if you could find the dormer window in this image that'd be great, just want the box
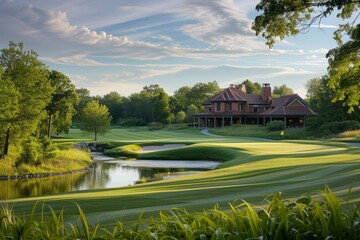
[238,103,243,112]
[216,103,221,111]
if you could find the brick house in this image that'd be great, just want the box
[194,83,316,128]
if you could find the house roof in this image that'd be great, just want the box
[199,86,316,117]
[209,86,266,104]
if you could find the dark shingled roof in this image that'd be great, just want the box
[199,86,316,117]
[210,86,265,104]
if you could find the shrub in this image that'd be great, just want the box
[266,120,285,131]
[319,120,360,136]
[118,118,146,127]
[18,137,41,165]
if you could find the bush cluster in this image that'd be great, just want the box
[118,118,146,127]
[319,120,360,136]
[266,120,285,131]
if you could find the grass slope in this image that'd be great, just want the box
[2,128,360,227]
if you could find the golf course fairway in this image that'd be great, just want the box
[1,128,360,227]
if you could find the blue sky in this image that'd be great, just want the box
[0,0,342,97]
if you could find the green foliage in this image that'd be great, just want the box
[99,91,124,124]
[327,24,360,113]
[20,138,41,165]
[305,76,360,132]
[253,1,360,112]
[0,188,359,239]
[175,111,186,123]
[272,84,294,96]
[118,118,146,127]
[0,41,53,158]
[235,79,262,94]
[319,120,360,136]
[45,70,78,137]
[185,104,198,123]
[80,100,112,140]
[266,120,285,131]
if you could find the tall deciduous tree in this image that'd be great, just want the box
[306,76,360,130]
[45,70,78,137]
[99,91,124,124]
[272,84,294,96]
[235,79,262,94]
[80,100,112,140]
[252,0,360,112]
[0,42,52,158]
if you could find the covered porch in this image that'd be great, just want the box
[194,115,307,128]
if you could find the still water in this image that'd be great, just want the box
[0,156,218,200]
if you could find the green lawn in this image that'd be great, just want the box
[2,127,360,227]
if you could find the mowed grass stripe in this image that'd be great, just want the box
[4,128,360,225]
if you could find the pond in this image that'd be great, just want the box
[0,153,219,200]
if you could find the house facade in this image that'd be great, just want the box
[194,83,316,128]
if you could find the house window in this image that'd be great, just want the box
[253,107,258,113]
[216,103,221,111]
[238,104,243,112]
[227,103,232,111]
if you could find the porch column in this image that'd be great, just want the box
[303,116,306,128]
[193,117,195,128]
[284,117,287,128]
[198,117,201,128]
[214,117,216,128]
[205,117,208,128]
[231,116,233,126]
[222,117,224,127]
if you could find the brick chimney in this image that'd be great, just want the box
[261,83,271,102]
[230,84,235,88]
[241,84,246,93]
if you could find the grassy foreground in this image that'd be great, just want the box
[1,187,359,239]
[1,128,360,230]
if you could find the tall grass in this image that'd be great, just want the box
[1,187,359,239]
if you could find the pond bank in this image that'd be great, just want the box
[0,163,96,181]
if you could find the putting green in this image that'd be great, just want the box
[2,128,360,226]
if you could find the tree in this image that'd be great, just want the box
[0,42,52,158]
[272,84,294,97]
[99,92,124,124]
[80,100,112,140]
[306,75,360,130]
[305,77,321,99]
[152,91,171,124]
[235,79,262,94]
[170,86,192,113]
[252,0,360,112]
[187,81,221,110]
[0,70,19,158]
[74,88,92,122]
[45,70,78,138]
[175,111,186,123]
[327,24,360,113]
[185,104,198,123]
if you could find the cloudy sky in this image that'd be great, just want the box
[1,0,340,97]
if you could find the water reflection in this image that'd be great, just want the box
[0,161,204,200]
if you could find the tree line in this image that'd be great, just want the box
[1,41,358,162]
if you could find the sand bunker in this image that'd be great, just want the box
[138,144,186,152]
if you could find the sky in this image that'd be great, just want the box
[0,0,342,98]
